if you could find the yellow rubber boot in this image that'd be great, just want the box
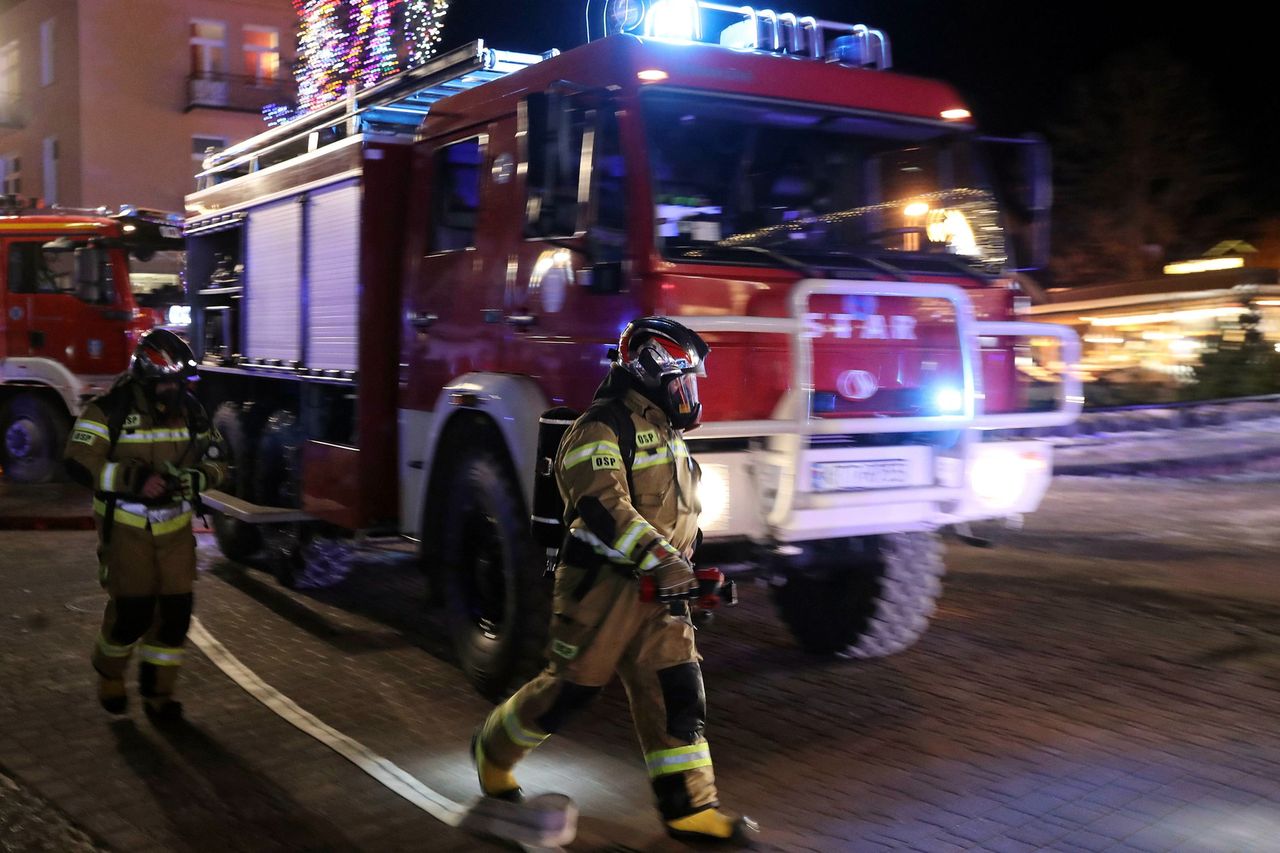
[97,677,127,715]
[665,807,759,843]
[471,733,522,802]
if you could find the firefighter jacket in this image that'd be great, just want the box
[65,381,227,532]
[556,386,701,573]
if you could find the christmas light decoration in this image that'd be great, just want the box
[269,0,449,123]
[406,0,450,66]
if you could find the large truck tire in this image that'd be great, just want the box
[772,532,945,658]
[437,450,549,701]
[209,402,263,563]
[252,410,308,587]
[0,392,70,484]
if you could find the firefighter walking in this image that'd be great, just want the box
[472,317,757,843]
[65,329,226,721]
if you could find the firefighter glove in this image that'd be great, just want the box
[651,552,697,601]
[163,462,206,502]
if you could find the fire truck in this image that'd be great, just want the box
[0,199,184,482]
[185,2,1081,698]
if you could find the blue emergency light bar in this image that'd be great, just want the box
[592,0,891,68]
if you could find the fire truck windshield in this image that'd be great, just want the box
[643,91,1008,276]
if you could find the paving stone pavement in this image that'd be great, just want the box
[1,476,1279,851]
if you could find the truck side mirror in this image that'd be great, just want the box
[981,133,1053,273]
[74,246,104,287]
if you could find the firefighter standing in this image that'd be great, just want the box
[65,329,226,721]
[472,317,757,843]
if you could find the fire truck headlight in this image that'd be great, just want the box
[933,386,965,414]
[167,305,192,326]
[970,445,1049,512]
[697,463,731,532]
[647,0,700,41]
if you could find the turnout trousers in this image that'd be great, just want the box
[479,561,718,819]
[90,510,197,702]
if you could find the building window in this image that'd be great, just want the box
[190,20,226,78]
[192,135,226,162]
[0,155,19,195]
[40,19,54,87]
[42,137,57,205]
[242,27,279,83]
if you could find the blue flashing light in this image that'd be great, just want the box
[646,0,701,41]
[933,387,965,415]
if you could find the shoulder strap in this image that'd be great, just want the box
[100,387,133,462]
[581,398,636,496]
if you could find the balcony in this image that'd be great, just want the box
[185,73,292,114]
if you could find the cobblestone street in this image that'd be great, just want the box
[2,476,1279,852]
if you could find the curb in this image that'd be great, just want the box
[1055,448,1280,478]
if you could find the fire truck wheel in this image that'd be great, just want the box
[209,403,262,563]
[0,393,70,484]
[437,451,548,701]
[772,532,945,657]
[254,411,306,586]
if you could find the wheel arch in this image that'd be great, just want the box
[405,372,548,544]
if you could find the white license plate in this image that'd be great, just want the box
[812,459,912,492]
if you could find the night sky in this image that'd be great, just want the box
[437,1,1278,216]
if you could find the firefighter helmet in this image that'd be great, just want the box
[130,328,197,384]
[617,317,710,430]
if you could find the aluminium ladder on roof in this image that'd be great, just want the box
[195,40,551,189]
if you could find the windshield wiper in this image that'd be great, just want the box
[671,244,817,277]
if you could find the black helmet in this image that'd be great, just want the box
[130,328,197,384]
[616,317,710,430]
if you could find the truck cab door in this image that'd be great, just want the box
[502,94,636,410]
[401,129,506,411]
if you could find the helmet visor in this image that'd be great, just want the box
[667,371,700,419]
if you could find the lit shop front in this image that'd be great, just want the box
[1027,267,1280,388]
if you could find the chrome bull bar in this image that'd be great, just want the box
[681,279,1082,439]
[680,279,1082,537]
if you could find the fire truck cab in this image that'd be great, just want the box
[0,199,180,482]
[186,3,1080,697]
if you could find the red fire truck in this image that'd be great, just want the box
[0,199,184,482]
[186,3,1080,697]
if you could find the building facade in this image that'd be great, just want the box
[0,0,296,213]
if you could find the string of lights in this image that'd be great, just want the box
[268,0,450,124]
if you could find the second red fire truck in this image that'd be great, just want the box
[185,2,1081,697]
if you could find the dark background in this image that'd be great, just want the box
[437,1,1278,214]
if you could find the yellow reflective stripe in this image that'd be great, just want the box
[500,703,549,750]
[645,744,712,778]
[563,440,622,469]
[151,513,192,536]
[639,550,661,572]
[75,420,110,440]
[140,645,184,666]
[96,634,136,658]
[117,428,191,444]
[99,462,119,491]
[569,529,632,565]
[613,518,653,559]
[91,499,191,535]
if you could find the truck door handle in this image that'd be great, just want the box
[506,314,536,329]
[409,312,438,330]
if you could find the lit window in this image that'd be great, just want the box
[0,41,18,101]
[190,20,226,78]
[0,155,20,195]
[243,27,279,83]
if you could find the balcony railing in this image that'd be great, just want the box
[185,73,292,114]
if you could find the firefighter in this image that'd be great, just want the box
[65,329,226,721]
[472,317,757,843]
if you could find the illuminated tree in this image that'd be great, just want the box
[406,0,450,66]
